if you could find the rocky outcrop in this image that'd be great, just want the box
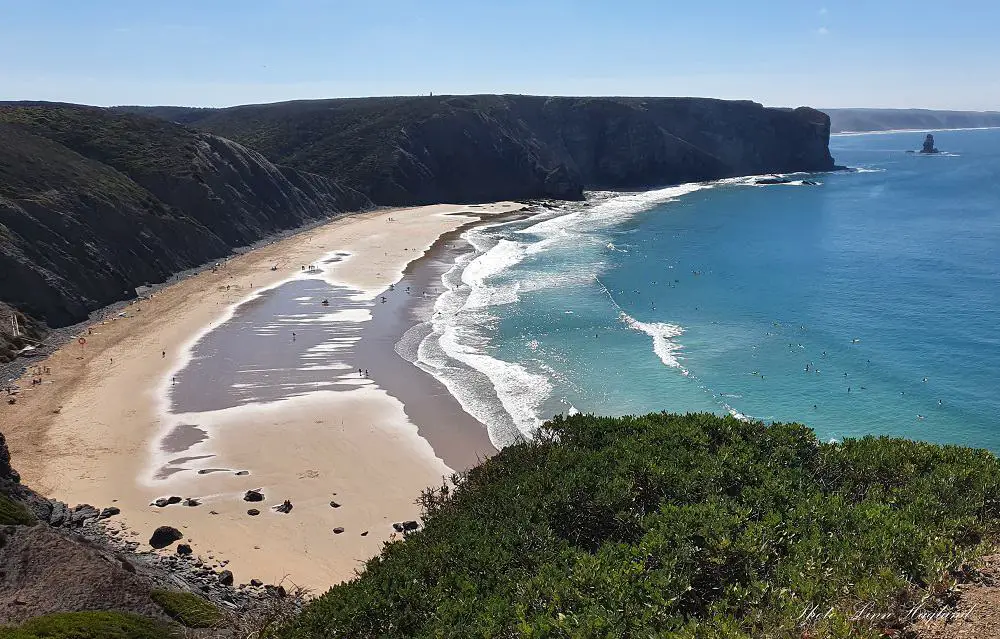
[0,104,371,363]
[127,95,837,206]
[920,134,939,154]
[0,431,18,483]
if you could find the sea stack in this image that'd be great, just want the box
[920,133,939,154]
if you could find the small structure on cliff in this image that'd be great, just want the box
[919,133,939,154]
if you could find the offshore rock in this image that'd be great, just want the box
[920,133,940,154]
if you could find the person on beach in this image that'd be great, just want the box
[358,368,363,377]
[364,369,369,378]
[162,351,166,358]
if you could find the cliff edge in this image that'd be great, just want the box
[125,95,836,206]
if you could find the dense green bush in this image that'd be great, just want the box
[0,611,177,639]
[150,589,223,628]
[283,412,1000,638]
[0,494,36,526]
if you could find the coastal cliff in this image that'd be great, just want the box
[3,97,835,363]
[124,95,836,206]
[0,104,370,362]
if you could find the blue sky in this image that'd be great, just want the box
[2,0,998,109]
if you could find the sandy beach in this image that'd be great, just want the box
[3,201,523,590]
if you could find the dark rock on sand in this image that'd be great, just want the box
[392,523,404,533]
[176,543,192,556]
[148,526,184,549]
[250,578,263,587]
[218,570,234,586]
[183,498,201,507]
[99,506,120,519]
[235,470,250,476]
[360,531,368,536]
[244,489,264,502]
[166,496,182,505]
[247,509,260,516]
[153,498,170,508]
[402,520,419,532]
[333,527,344,534]
[329,501,340,508]
[274,499,293,514]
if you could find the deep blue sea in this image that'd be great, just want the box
[413,129,1000,451]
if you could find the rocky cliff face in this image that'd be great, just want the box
[2,97,837,363]
[128,95,836,206]
[0,105,370,362]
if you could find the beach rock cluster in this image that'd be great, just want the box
[0,431,304,626]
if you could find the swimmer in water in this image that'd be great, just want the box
[917,414,926,420]
[938,399,943,406]
[922,377,928,383]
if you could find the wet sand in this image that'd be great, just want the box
[2,202,524,590]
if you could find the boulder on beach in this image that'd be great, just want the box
[243,489,264,502]
[99,506,120,519]
[176,543,193,555]
[218,569,234,586]
[402,520,419,532]
[274,499,293,514]
[247,508,260,516]
[333,527,345,534]
[149,525,184,549]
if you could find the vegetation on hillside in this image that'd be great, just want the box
[149,590,223,628]
[0,611,177,639]
[0,105,203,177]
[0,493,36,526]
[283,412,1000,638]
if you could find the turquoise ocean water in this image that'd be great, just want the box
[412,129,1000,451]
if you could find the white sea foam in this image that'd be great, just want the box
[618,312,688,374]
[412,176,788,448]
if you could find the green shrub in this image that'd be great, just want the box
[283,412,1000,638]
[150,589,223,628]
[0,611,177,639]
[0,494,35,526]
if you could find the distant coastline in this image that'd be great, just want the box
[833,125,1000,136]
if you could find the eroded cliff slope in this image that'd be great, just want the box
[0,104,370,362]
